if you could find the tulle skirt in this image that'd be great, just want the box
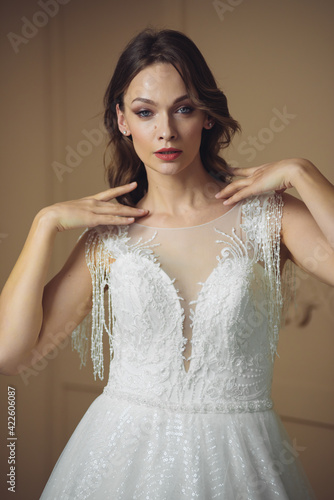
[40,392,315,499]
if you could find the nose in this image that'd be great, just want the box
[157,113,177,141]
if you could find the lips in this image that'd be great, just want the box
[154,148,182,161]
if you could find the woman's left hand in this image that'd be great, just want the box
[215,158,300,205]
[215,157,334,286]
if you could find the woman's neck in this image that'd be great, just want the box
[136,164,228,226]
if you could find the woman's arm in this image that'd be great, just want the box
[216,158,334,285]
[0,183,148,375]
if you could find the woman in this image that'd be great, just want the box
[1,28,332,499]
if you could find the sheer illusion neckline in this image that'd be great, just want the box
[132,202,240,230]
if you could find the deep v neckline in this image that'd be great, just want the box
[120,225,228,375]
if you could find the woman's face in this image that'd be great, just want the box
[116,63,212,178]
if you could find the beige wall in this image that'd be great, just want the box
[0,0,333,499]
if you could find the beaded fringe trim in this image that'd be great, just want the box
[71,229,113,380]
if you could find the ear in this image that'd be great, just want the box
[116,103,130,136]
[203,116,214,130]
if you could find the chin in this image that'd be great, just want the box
[144,161,184,176]
[159,164,183,175]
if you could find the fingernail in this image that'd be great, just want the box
[138,209,147,213]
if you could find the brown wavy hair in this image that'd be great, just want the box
[103,28,240,206]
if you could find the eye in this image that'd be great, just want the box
[135,109,152,118]
[177,106,194,114]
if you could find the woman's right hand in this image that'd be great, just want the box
[38,182,148,232]
[0,182,149,374]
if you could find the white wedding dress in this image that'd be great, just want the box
[40,193,315,499]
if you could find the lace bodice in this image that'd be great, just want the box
[72,194,288,414]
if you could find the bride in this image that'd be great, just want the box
[1,28,332,499]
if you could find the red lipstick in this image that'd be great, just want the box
[154,148,182,161]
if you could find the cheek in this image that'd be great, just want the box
[130,128,153,159]
[183,122,204,142]
[130,126,151,148]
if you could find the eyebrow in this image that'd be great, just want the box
[131,94,190,105]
